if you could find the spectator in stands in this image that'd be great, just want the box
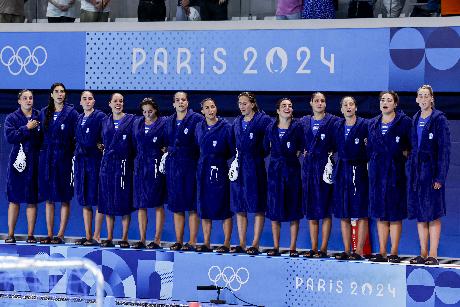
[302,0,335,19]
[379,0,406,17]
[411,0,439,16]
[138,0,166,22]
[81,0,110,22]
[276,0,302,20]
[0,0,26,23]
[407,85,450,266]
[46,0,78,23]
[176,0,200,21]
[200,0,228,21]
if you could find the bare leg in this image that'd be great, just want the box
[271,221,281,249]
[377,219,390,256]
[290,220,299,251]
[251,212,265,249]
[138,209,148,243]
[188,211,199,246]
[236,212,247,248]
[93,209,103,242]
[26,204,37,237]
[356,218,368,256]
[173,212,185,244]
[121,214,131,242]
[106,215,114,241]
[428,219,441,258]
[153,207,165,244]
[202,219,212,248]
[56,201,70,239]
[7,202,20,237]
[417,222,429,258]
[309,219,319,251]
[83,207,93,240]
[389,220,402,255]
[222,217,232,248]
[320,217,332,252]
[45,202,55,238]
[340,218,352,253]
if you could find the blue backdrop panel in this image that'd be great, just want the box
[0,33,85,89]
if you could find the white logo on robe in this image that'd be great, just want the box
[86,127,90,134]
[184,128,189,135]
[320,133,325,140]
[429,133,433,140]
[61,124,65,130]
[37,126,40,131]
[123,134,127,140]
[249,132,253,139]
[355,138,359,144]
[287,142,291,148]
[396,136,400,143]
[213,140,217,147]
[13,143,26,172]
[153,137,157,143]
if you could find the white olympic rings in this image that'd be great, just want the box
[0,45,48,76]
[208,265,249,292]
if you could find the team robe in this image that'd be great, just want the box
[301,113,339,220]
[98,114,136,216]
[165,110,203,213]
[195,118,234,220]
[133,116,166,209]
[74,110,105,207]
[368,111,411,221]
[4,108,41,204]
[230,112,272,213]
[332,117,369,219]
[38,104,79,202]
[264,119,304,222]
[406,109,450,222]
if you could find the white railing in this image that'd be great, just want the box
[0,256,104,307]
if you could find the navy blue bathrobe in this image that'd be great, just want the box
[196,118,234,220]
[264,119,304,222]
[230,112,272,213]
[165,110,203,213]
[98,114,136,216]
[74,110,105,208]
[368,111,411,221]
[4,108,41,204]
[406,109,450,222]
[133,116,167,209]
[38,104,79,202]
[332,117,369,219]
[301,113,339,220]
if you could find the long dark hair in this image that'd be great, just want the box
[379,90,399,108]
[275,97,293,125]
[45,82,66,130]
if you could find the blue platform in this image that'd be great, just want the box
[0,243,459,307]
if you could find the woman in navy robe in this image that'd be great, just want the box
[332,96,369,260]
[132,98,166,249]
[230,92,272,255]
[195,98,233,253]
[165,91,203,251]
[301,92,339,258]
[407,85,450,265]
[4,90,41,244]
[99,93,136,248]
[264,98,304,257]
[368,91,411,263]
[38,83,79,244]
[74,91,105,246]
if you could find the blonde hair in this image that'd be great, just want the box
[417,84,435,107]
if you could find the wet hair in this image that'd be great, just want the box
[45,82,66,130]
[311,92,326,102]
[81,90,94,98]
[238,92,259,113]
[110,92,123,101]
[417,84,435,107]
[275,97,293,125]
[379,91,399,106]
[340,96,357,108]
[200,97,216,108]
[174,91,188,101]
[17,89,32,100]
[140,97,161,117]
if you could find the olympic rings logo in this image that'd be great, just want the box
[208,266,249,291]
[0,45,47,76]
